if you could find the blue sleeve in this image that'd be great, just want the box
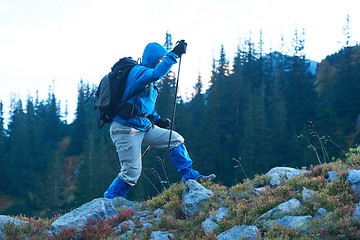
[152,111,160,122]
[123,52,178,100]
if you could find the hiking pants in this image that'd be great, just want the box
[110,121,200,186]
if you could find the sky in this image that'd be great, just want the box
[0,0,359,124]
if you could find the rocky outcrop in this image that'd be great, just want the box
[49,198,119,238]
[217,225,261,240]
[347,169,360,198]
[265,215,312,232]
[182,179,213,216]
[266,167,309,186]
[149,231,175,239]
[0,215,29,239]
[4,165,360,239]
[258,198,302,222]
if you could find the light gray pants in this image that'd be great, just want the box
[110,121,184,186]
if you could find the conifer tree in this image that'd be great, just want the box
[0,101,4,190]
[75,84,119,205]
[189,72,205,129]
[6,98,27,197]
[67,80,89,156]
[201,46,234,183]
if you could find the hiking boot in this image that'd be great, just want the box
[197,174,216,183]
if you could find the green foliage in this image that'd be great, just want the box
[346,147,360,166]
[144,182,185,211]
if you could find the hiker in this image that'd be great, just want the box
[104,40,215,198]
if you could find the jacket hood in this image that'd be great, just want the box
[141,42,168,68]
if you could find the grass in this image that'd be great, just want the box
[3,146,360,239]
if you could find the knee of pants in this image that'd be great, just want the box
[119,165,142,186]
[169,132,185,149]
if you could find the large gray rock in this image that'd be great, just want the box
[347,169,360,198]
[49,198,118,238]
[266,167,309,186]
[0,215,28,239]
[217,225,261,240]
[182,180,213,216]
[258,198,302,222]
[265,215,312,232]
[149,231,175,239]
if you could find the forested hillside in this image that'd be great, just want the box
[0,33,359,218]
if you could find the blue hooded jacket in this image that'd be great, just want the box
[113,43,178,131]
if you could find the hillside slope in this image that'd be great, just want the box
[1,147,360,239]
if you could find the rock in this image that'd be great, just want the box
[202,218,218,234]
[217,225,261,240]
[120,230,134,239]
[153,208,165,221]
[0,215,28,239]
[347,169,360,198]
[149,231,175,240]
[133,210,150,224]
[258,198,302,222]
[327,171,338,182]
[49,198,118,238]
[182,180,213,216]
[134,210,150,218]
[142,222,153,230]
[254,187,266,196]
[265,215,312,232]
[114,219,135,232]
[210,207,229,222]
[315,208,328,219]
[266,167,309,186]
[353,202,360,221]
[302,187,316,204]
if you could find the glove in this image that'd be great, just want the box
[171,40,187,57]
[155,118,171,129]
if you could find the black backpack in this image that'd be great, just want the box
[90,57,139,129]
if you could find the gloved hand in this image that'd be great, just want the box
[155,118,171,129]
[171,40,187,57]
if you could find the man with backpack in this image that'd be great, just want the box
[103,40,215,198]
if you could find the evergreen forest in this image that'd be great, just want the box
[0,31,359,218]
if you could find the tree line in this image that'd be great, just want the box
[0,32,359,217]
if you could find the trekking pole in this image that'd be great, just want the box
[141,145,151,159]
[168,56,182,149]
[142,56,182,160]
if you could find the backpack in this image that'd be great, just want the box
[92,57,139,129]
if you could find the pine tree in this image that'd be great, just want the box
[189,72,205,129]
[201,45,234,184]
[75,84,119,205]
[316,45,360,148]
[67,80,90,156]
[0,101,5,190]
[6,98,27,197]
